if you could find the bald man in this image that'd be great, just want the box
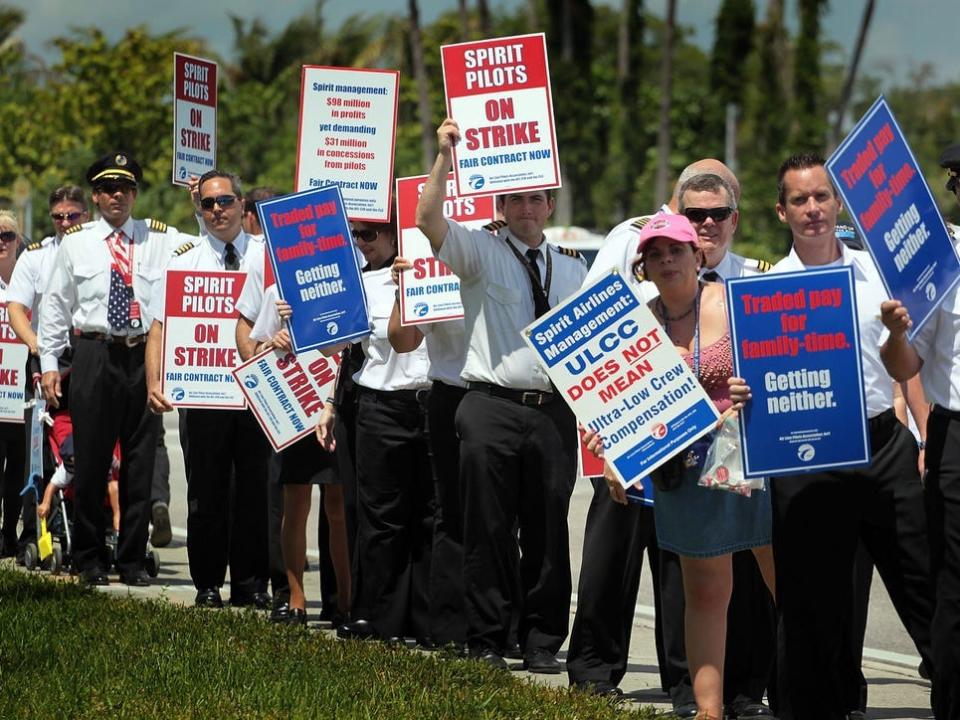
[568,160,777,719]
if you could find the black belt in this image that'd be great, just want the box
[357,386,430,405]
[932,404,960,420]
[76,331,146,347]
[467,381,554,407]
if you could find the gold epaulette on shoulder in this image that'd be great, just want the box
[26,241,43,251]
[148,219,168,233]
[751,259,772,273]
[630,215,652,230]
[555,245,583,259]
[483,219,507,233]
[174,242,196,256]
[64,223,84,236]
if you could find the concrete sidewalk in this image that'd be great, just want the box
[14,525,932,720]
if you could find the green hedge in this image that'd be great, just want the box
[0,568,658,719]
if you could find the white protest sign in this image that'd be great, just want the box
[442,33,560,197]
[523,271,719,487]
[295,66,399,223]
[395,172,495,325]
[0,304,26,423]
[172,53,217,185]
[232,348,340,451]
[161,270,246,409]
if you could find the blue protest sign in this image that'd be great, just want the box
[727,267,870,478]
[827,96,960,339]
[523,270,719,487]
[257,186,369,353]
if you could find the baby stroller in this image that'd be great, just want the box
[25,401,159,577]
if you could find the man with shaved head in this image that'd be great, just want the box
[568,160,777,719]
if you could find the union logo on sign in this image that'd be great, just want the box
[651,423,667,439]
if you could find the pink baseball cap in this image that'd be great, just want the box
[637,212,699,254]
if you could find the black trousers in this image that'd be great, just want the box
[0,422,25,550]
[772,410,933,720]
[925,407,960,720]
[567,480,662,686]
[458,390,577,655]
[353,388,433,638]
[567,479,776,708]
[266,451,287,599]
[70,338,158,575]
[151,418,170,507]
[179,408,270,593]
[426,380,469,645]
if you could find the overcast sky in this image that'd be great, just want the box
[6,0,957,87]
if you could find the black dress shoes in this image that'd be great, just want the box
[469,646,508,670]
[195,588,224,608]
[522,648,562,674]
[281,608,307,626]
[230,591,272,610]
[667,702,700,719]
[504,641,523,659]
[119,570,150,587]
[270,599,291,623]
[573,680,624,698]
[81,568,110,586]
[337,619,378,640]
[730,702,777,718]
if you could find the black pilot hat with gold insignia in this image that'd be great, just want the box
[939,143,960,194]
[85,151,142,188]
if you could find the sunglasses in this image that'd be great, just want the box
[51,211,84,222]
[683,207,734,224]
[200,195,238,211]
[352,229,379,243]
[0,231,18,244]
[95,181,136,195]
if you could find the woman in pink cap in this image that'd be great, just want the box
[586,211,775,720]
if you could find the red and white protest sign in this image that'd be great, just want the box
[0,304,26,423]
[295,66,400,223]
[442,33,560,197]
[395,173,495,326]
[232,348,340,451]
[161,270,246,409]
[172,52,217,186]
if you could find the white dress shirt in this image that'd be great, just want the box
[38,217,184,373]
[438,219,588,391]
[353,266,430,392]
[908,226,960,410]
[149,230,260,321]
[236,241,267,322]
[7,235,59,331]
[420,319,468,388]
[771,240,892,418]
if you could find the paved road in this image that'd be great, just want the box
[21,411,932,718]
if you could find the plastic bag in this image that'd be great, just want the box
[698,415,765,496]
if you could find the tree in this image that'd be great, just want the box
[707,0,755,158]
[792,0,828,150]
[653,0,676,207]
[408,0,435,173]
[829,0,875,151]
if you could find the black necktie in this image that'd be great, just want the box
[524,248,550,318]
[224,243,239,270]
[702,270,721,283]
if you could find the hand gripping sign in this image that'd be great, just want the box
[295,66,400,223]
[726,267,871,478]
[172,52,217,185]
[827,95,960,339]
[161,270,246,409]
[442,33,560,197]
[523,270,719,488]
[0,304,27,423]
[232,348,340,452]
[395,173,495,325]
[258,186,369,353]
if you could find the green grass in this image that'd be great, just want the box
[0,567,658,719]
